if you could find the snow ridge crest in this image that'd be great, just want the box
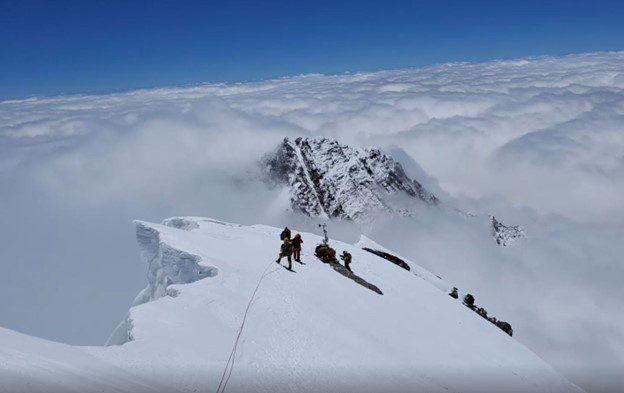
[132,220,218,306]
[106,219,218,345]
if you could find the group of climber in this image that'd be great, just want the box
[275,226,352,272]
[449,287,513,337]
[275,227,303,270]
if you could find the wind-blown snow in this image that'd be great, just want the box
[90,217,580,393]
[1,51,623,392]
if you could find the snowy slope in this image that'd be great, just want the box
[89,217,579,393]
[0,326,167,393]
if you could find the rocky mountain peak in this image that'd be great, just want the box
[491,215,525,246]
[263,136,438,221]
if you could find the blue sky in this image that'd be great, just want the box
[1,0,623,99]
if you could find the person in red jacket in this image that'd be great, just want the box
[291,233,303,263]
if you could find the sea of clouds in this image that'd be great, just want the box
[1,51,623,392]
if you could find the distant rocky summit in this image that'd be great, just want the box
[263,136,438,222]
[263,136,524,246]
[491,215,525,246]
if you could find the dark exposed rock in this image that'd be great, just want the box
[361,247,411,271]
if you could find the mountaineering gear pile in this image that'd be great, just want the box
[340,251,352,272]
[292,234,303,262]
[280,227,291,241]
[315,243,336,263]
[276,237,293,269]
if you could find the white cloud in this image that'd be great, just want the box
[1,51,623,392]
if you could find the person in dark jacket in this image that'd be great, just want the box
[340,251,352,271]
[495,321,513,336]
[291,233,303,262]
[280,227,291,241]
[463,294,476,310]
[276,237,293,269]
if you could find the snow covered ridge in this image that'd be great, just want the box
[94,217,581,393]
[263,136,439,221]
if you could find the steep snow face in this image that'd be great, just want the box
[107,218,220,345]
[132,218,219,306]
[264,137,438,221]
[0,326,167,393]
[92,217,580,393]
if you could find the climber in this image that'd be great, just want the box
[495,320,513,337]
[340,251,352,271]
[276,237,293,269]
[291,233,303,263]
[280,227,291,241]
[449,287,458,299]
[463,294,476,310]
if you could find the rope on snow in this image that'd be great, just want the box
[215,259,280,393]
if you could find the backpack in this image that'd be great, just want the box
[281,243,292,254]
